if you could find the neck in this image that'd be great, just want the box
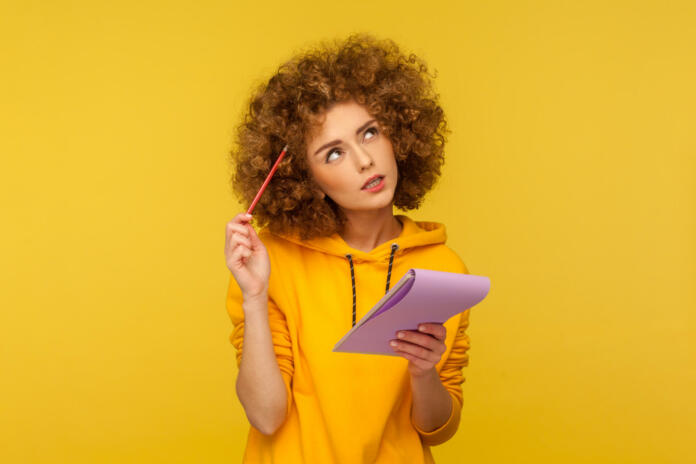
[338,205,403,253]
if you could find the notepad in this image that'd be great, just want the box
[333,268,490,355]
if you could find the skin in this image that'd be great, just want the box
[225,100,453,434]
[304,99,402,254]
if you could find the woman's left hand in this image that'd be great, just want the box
[390,323,447,378]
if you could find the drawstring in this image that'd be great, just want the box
[345,243,400,327]
[345,254,357,328]
[385,243,399,294]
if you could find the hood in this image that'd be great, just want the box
[273,214,447,263]
[269,214,448,328]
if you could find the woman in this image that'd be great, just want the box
[224,34,472,463]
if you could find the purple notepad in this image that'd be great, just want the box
[333,268,491,355]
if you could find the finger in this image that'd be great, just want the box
[417,323,447,341]
[234,212,253,224]
[390,339,440,363]
[228,213,253,233]
[227,223,250,237]
[232,232,252,249]
[395,350,432,370]
[395,330,444,354]
[245,222,263,248]
[226,221,250,249]
[226,229,243,250]
[231,243,252,263]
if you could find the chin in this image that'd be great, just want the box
[344,196,396,212]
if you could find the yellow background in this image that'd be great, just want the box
[1,0,694,462]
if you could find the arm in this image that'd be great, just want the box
[408,257,472,444]
[235,291,289,435]
[410,368,454,433]
[391,310,471,445]
[225,214,294,436]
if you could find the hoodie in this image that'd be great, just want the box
[226,214,472,463]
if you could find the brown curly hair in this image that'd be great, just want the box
[228,33,449,240]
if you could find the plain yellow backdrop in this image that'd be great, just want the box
[1,0,694,463]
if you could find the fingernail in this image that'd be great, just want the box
[418,325,426,332]
[397,332,404,338]
[245,213,252,218]
[390,341,397,347]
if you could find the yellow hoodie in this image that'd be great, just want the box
[226,214,472,463]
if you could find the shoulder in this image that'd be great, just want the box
[256,228,305,303]
[257,227,282,250]
[440,245,469,274]
[412,242,469,274]
[439,244,469,274]
[397,215,470,274]
[257,228,303,263]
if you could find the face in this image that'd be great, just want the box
[305,100,398,214]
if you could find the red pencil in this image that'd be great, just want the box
[246,144,289,216]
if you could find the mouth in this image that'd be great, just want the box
[361,175,384,190]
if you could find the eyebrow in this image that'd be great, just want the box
[313,119,377,156]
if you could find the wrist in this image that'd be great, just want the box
[409,367,439,383]
[242,290,268,314]
[242,288,268,303]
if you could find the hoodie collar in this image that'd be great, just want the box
[273,214,447,262]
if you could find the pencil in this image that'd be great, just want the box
[246,144,289,216]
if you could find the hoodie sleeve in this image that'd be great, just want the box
[412,300,472,446]
[226,274,294,418]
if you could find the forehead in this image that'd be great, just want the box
[306,100,373,143]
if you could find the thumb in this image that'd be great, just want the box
[246,222,263,248]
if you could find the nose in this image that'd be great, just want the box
[351,144,374,171]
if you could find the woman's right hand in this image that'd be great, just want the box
[225,213,270,299]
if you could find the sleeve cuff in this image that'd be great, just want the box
[281,371,293,417]
[412,393,462,446]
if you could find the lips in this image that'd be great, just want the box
[362,175,384,189]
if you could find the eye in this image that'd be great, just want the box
[364,126,379,141]
[325,148,342,163]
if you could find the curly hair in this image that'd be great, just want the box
[228,33,449,240]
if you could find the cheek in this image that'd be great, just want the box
[312,168,349,193]
[381,140,397,165]
[324,176,353,193]
[387,149,398,176]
